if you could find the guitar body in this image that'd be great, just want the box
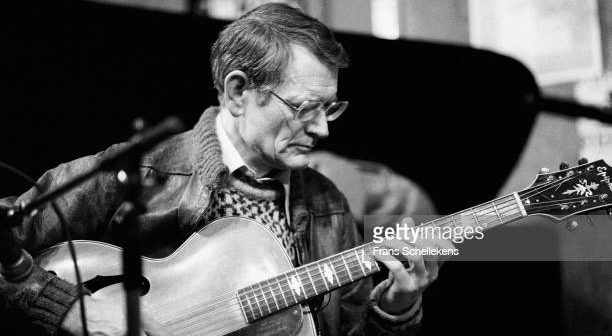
[36,217,316,336]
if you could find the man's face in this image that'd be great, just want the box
[238,44,338,172]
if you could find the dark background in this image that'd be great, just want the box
[2,1,561,335]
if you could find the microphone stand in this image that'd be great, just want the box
[115,153,145,336]
[0,116,184,336]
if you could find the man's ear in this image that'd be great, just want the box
[224,70,249,116]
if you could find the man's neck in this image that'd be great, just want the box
[218,108,273,178]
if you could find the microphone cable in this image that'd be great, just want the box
[0,161,89,336]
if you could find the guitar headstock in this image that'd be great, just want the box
[519,159,612,220]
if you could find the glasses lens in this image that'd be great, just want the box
[325,101,348,121]
[296,101,323,121]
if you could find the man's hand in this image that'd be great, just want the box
[61,295,170,336]
[372,218,455,315]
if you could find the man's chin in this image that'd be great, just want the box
[281,154,310,170]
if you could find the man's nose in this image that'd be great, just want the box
[305,111,329,139]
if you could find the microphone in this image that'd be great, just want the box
[0,205,34,283]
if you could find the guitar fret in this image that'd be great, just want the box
[450,215,458,228]
[295,270,307,299]
[266,279,280,310]
[470,208,480,226]
[492,201,503,224]
[340,253,354,282]
[236,292,250,323]
[246,289,259,319]
[354,250,367,276]
[257,282,271,313]
[245,292,259,319]
[275,276,289,308]
[250,285,264,316]
[372,247,381,272]
[305,266,318,296]
[238,289,255,322]
[360,247,375,273]
[310,264,326,293]
[348,252,364,278]
[316,262,330,291]
[299,270,312,298]
[329,258,342,286]
[284,273,298,303]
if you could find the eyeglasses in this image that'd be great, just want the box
[269,91,349,122]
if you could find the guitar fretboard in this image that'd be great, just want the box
[237,193,526,323]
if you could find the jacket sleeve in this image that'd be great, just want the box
[308,150,436,221]
[0,150,123,335]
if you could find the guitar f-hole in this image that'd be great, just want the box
[82,274,150,295]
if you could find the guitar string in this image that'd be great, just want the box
[157,248,371,325]
[510,174,605,216]
[154,199,526,326]
[165,306,246,336]
[164,201,524,333]
[157,195,529,327]
[519,203,601,212]
[231,200,527,319]
[164,178,604,328]
[153,291,237,324]
[520,195,601,208]
[166,308,243,334]
[163,203,525,324]
[161,224,518,334]
[518,173,581,200]
[498,173,603,216]
[159,211,528,331]
[165,258,369,333]
[425,198,519,229]
[158,243,381,326]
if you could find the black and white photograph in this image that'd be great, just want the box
[2,0,612,335]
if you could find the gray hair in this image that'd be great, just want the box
[210,3,349,97]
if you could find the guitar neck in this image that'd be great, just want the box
[237,193,527,323]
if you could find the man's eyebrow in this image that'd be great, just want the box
[288,92,337,103]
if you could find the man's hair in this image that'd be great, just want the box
[210,3,349,96]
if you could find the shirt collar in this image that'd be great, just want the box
[216,112,252,175]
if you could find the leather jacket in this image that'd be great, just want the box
[0,107,420,335]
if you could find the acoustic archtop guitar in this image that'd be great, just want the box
[36,160,612,335]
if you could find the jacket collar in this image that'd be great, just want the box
[190,106,229,188]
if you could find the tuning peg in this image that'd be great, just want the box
[566,220,579,231]
[578,158,589,165]
[559,162,570,170]
[539,167,550,174]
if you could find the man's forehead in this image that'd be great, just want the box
[281,75,337,99]
[275,44,339,98]
[284,75,337,88]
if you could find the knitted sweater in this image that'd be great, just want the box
[204,168,302,266]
